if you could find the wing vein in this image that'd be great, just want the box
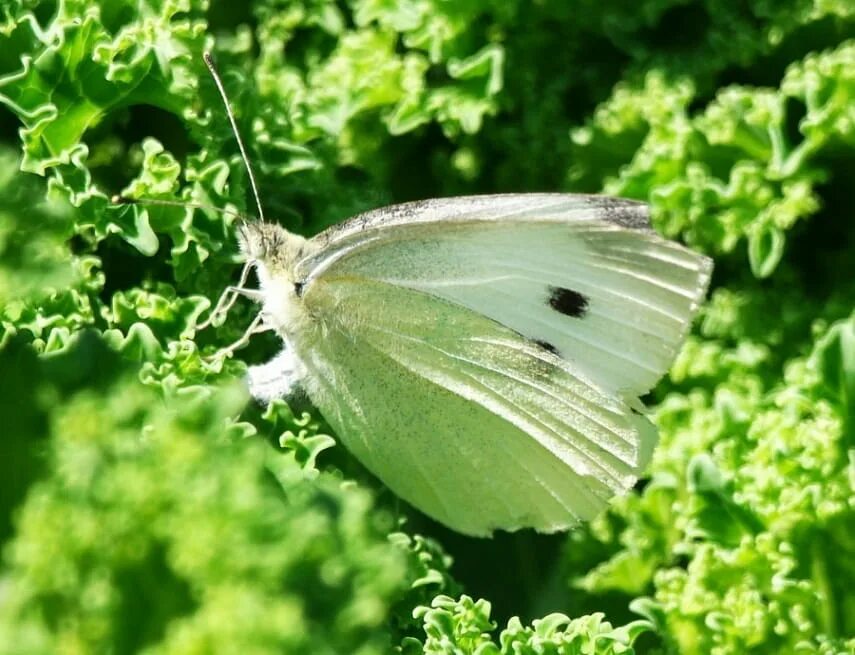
[362,323,637,489]
[348,328,593,520]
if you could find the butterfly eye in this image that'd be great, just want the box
[294,281,305,297]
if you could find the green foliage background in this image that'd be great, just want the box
[1,1,853,653]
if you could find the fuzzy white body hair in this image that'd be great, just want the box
[253,260,303,334]
[238,222,316,336]
[237,222,319,401]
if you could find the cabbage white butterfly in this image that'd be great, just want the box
[156,54,713,536]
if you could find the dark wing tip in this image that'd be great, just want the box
[585,196,650,230]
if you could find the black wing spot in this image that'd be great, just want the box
[294,281,305,297]
[548,286,589,318]
[534,339,560,356]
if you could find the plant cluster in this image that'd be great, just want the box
[0,1,853,653]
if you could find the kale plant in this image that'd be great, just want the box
[0,1,853,653]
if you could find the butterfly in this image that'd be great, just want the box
[140,54,712,537]
[222,193,712,537]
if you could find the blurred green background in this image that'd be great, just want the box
[1,1,854,653]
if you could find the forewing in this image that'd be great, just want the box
[298,194,711,396]
[294,277,657,536]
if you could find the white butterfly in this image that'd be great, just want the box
[197,55,711,536]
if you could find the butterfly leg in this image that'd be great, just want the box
[197,262,261,329]
[206,312,270,363]
[246,345,307,404]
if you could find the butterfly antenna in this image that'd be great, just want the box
[111,195,254,222]
[203,51,266,223]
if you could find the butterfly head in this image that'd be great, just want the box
[237,221,309,273]
[236,221,315,332]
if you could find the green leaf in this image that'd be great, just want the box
[748,223,785,278]
[811,314,855,427]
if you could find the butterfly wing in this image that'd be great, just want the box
[273,194,710,534]
[297,194,712,397]
[294,277,657,536]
